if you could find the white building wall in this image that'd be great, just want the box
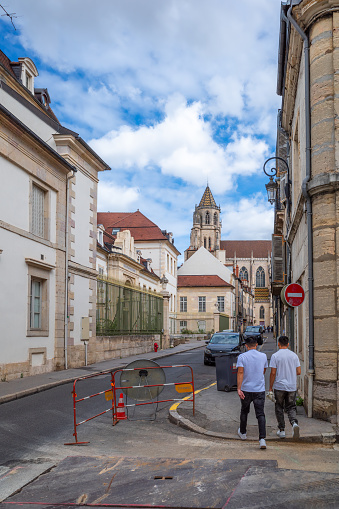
[0,228,56,364]
[72,171,92,267]
[0,159,30,230]
[72,275,92,344]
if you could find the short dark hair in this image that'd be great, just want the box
[245,336,258,346]
[278,335,289,346]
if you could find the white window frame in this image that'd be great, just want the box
[198,296,206,313]
[180,296,187,312]
[217,296,225,312]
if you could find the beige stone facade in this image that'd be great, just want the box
[275,0,339,422]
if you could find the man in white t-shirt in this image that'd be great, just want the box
[269,335,301,439]
[236,336,268,449]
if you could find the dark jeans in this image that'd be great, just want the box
[240,391,266,439]
[274,389,298,430]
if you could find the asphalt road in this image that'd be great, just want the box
[1,345,339,507]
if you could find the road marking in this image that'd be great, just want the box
[169,382,216,412]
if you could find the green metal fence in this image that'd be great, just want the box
[96,277,163,336]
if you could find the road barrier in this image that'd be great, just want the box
[65,364,195,445]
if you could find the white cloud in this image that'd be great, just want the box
[90,97,269,192]
[221,195,274,240]
[9,0,281,131]
[98,182,140,211]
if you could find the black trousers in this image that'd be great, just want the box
[239,391,266,439]
[274,389,298,430]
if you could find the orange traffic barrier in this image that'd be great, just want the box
[116,393,127,420]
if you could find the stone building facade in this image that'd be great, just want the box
[0,50,110,379]
[185,186,272,329]
[274,0,339,422]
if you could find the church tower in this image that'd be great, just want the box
[185,185,222,260]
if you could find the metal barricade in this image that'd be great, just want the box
[111,364,195,425]
[64,370,115,445]
[65,364,195,445]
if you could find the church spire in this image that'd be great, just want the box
[199,185,217,208]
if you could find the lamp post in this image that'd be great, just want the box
[263,156,289,205]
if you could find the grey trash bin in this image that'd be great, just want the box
[215,352,240,392]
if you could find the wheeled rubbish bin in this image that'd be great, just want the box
[215,352,240,392]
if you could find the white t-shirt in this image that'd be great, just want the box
[236,350,268,392]
[269,348,300,391]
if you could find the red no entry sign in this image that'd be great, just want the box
[282,283,305,307]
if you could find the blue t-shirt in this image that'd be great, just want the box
[236,349,268,392]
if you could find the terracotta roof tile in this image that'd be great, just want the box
[0,49,16,77]
[178,275,233,288]
[220,240,272,259]
[97,211,168,242]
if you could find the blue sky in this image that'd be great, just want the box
[1,0,282,260]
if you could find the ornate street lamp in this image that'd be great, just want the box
[263,156,289,205]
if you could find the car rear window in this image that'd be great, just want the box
[210,334,239,344]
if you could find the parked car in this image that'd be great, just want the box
[204,332,245,365]
[243,326,264,345]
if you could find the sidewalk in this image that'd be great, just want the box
[0,339,204,405]
[170,334,338,444]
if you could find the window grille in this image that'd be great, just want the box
[32,184,44,238]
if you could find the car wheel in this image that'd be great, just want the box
[204,358,209,365]
[224,385,231,392]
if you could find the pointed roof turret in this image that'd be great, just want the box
[198,185,218,209]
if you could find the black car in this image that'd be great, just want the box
[204,332,245,365]
[243,326,264,345]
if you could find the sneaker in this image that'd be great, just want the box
[292,422,300,439]
[259,439,267,449]
[237,428,247,440]
[277,429,286,439]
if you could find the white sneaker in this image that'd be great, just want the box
[277,429,286,439]
[237,428,247,440]
[259,439,267,449]
[292,422,300,439]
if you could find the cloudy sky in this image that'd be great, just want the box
[1,0,282,260]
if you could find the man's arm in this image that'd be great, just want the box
[269,367,277,392]
[237,367,245,400]
[296,366,301,376]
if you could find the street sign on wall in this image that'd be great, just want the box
[281,283,305,307]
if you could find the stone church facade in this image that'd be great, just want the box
[185,186,272,328]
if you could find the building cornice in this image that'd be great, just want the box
[68,261,98,280]
[53,134,110,174]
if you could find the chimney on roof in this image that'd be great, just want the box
[236,265,239,278]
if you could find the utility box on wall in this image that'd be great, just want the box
[81,317,90,341]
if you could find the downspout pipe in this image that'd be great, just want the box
[287,3,314,416]
[65,167,77,370]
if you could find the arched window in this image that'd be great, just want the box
[208,237,211,249]
[204,238,207,248]
[214,212,218,225]
[205,211,210,224]
[260,306,265,319]
[256,266,265,287]
[239,266,248,281]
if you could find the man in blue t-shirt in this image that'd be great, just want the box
[269,335,301,439]
[236,336,268,449]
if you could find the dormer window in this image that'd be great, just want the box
[112,228,120,235]
[97,230,103,245]
[15,57,39,94]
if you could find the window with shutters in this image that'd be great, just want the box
[26,259,51,336]
[272,234,284,284]
[31,182,49,240]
